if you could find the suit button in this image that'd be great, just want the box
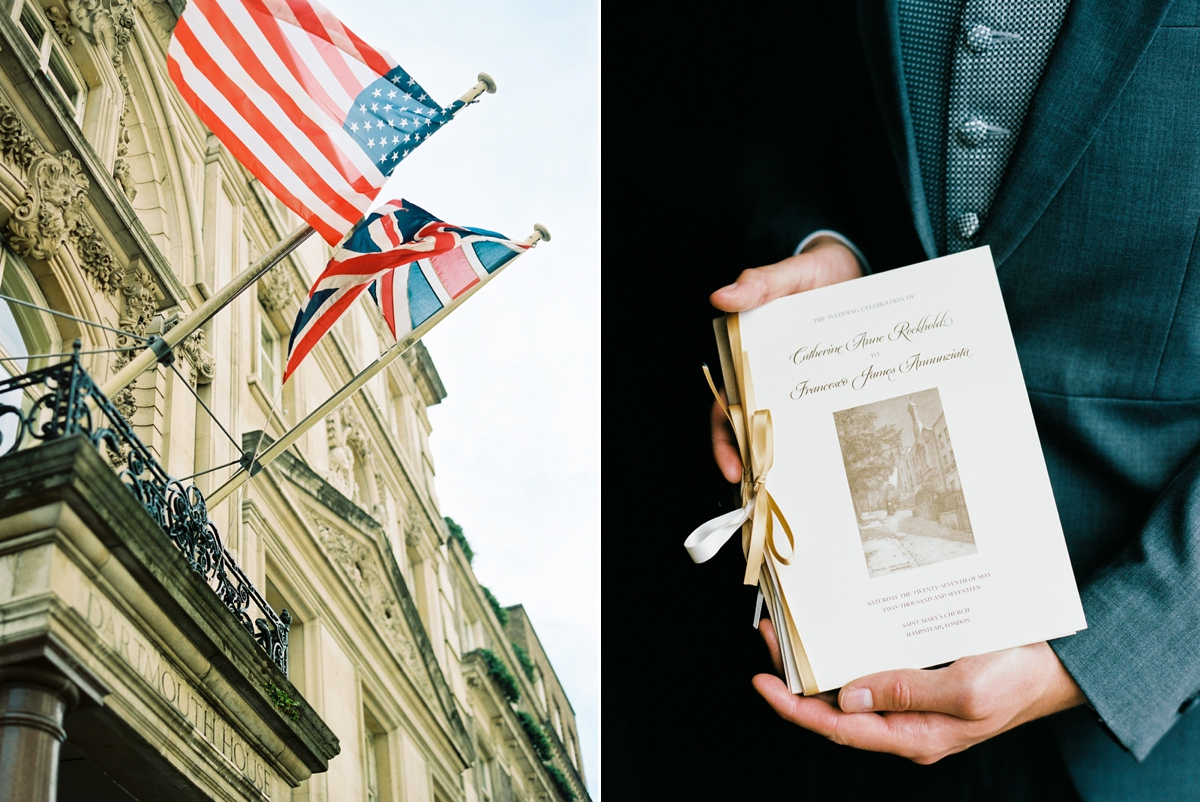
[960,119,988,147]
[966,24,993,53]
[1180,693,1200,715]
[956,212,981,239]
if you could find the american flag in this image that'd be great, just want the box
[283,200,530,381]
[167,0,463,245]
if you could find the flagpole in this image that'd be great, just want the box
[101,75,498,399]
[101,223,316,397]
[203,224,550,509]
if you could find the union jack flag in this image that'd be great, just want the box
[167,0,463,245]
[283,200,530,382]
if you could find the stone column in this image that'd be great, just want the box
[0,667,79,802]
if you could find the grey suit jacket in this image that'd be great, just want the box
[856,0,1200,797]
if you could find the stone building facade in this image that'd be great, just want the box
[0,0,586,800]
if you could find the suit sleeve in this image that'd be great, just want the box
[1050,450,1200,760]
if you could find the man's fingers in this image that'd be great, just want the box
[838,664,982,719]
[753,674,972,762]
[711,396,741,483]
[758,619,784,675]
[753,674,891,748]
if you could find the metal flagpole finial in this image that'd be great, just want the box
[526,224,551,245]
[458,73,498,106]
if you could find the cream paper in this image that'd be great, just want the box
[735,246,1086,693]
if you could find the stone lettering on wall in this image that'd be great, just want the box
[80,586,281,799]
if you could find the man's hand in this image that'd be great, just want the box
[711,238,862,482]
[752,619,1087,764]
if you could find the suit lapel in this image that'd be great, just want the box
[980,0,1175,267]
[858,0,938,260]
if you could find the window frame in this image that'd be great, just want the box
[11,0,87,120]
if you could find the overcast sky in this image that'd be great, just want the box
[328,0,599,794]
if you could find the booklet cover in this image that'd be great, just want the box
[704,246,1086,694]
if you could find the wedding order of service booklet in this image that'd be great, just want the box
[685,246,1087,695]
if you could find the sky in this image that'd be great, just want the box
[329,0,599,795]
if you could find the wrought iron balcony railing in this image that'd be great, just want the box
[0,343,290,675]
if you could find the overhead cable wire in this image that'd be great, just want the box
[0,293,151,341]
[169,361,242,452]
[176,457,243,483]
[0,345,143,363]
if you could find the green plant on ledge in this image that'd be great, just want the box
[515,709,553,761]
[544,762,578,801]
[512,642,537,682]
[481,585,509,627]
[469,648,520,704]
[262,680,301,722]
[444,516,474,564]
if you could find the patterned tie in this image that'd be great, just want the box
[899,0,1070,253]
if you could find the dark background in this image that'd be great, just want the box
[604,4,1074,799]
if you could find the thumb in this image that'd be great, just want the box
[709,256,821,313]
[839,666,975,718]
[710,242,861,313]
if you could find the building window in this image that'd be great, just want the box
[12,0,87,119]
[536,670,548,712]
[363,707,392,802]
[477,748,495,802]
[0,250,56,379]
[259,314,280,391]
[265,578,304,695]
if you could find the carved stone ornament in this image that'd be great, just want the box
[161,314,216,386]
[113,157,135,201]
[101,262,157,419]
[342,405,370,458]
[70,218,123,294]
[46,6,77,46]
[404,501,424,548]
[326,416,354,499]
[66,0,135,54]
[133,0,175,40]
[311,518,436,699]
[0,104,42,170]
[7,151,88,261]
[0,102,127,294]
[258,266,295,314]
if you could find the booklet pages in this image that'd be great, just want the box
[702,247,1086,694]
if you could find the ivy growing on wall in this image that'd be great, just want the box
[469,648,521,704]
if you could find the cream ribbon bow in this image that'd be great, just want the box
[684,371,795,586]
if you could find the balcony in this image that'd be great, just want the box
[0,347,338,800]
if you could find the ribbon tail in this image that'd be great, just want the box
[766,494,796,566]
[684,501,754,565]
